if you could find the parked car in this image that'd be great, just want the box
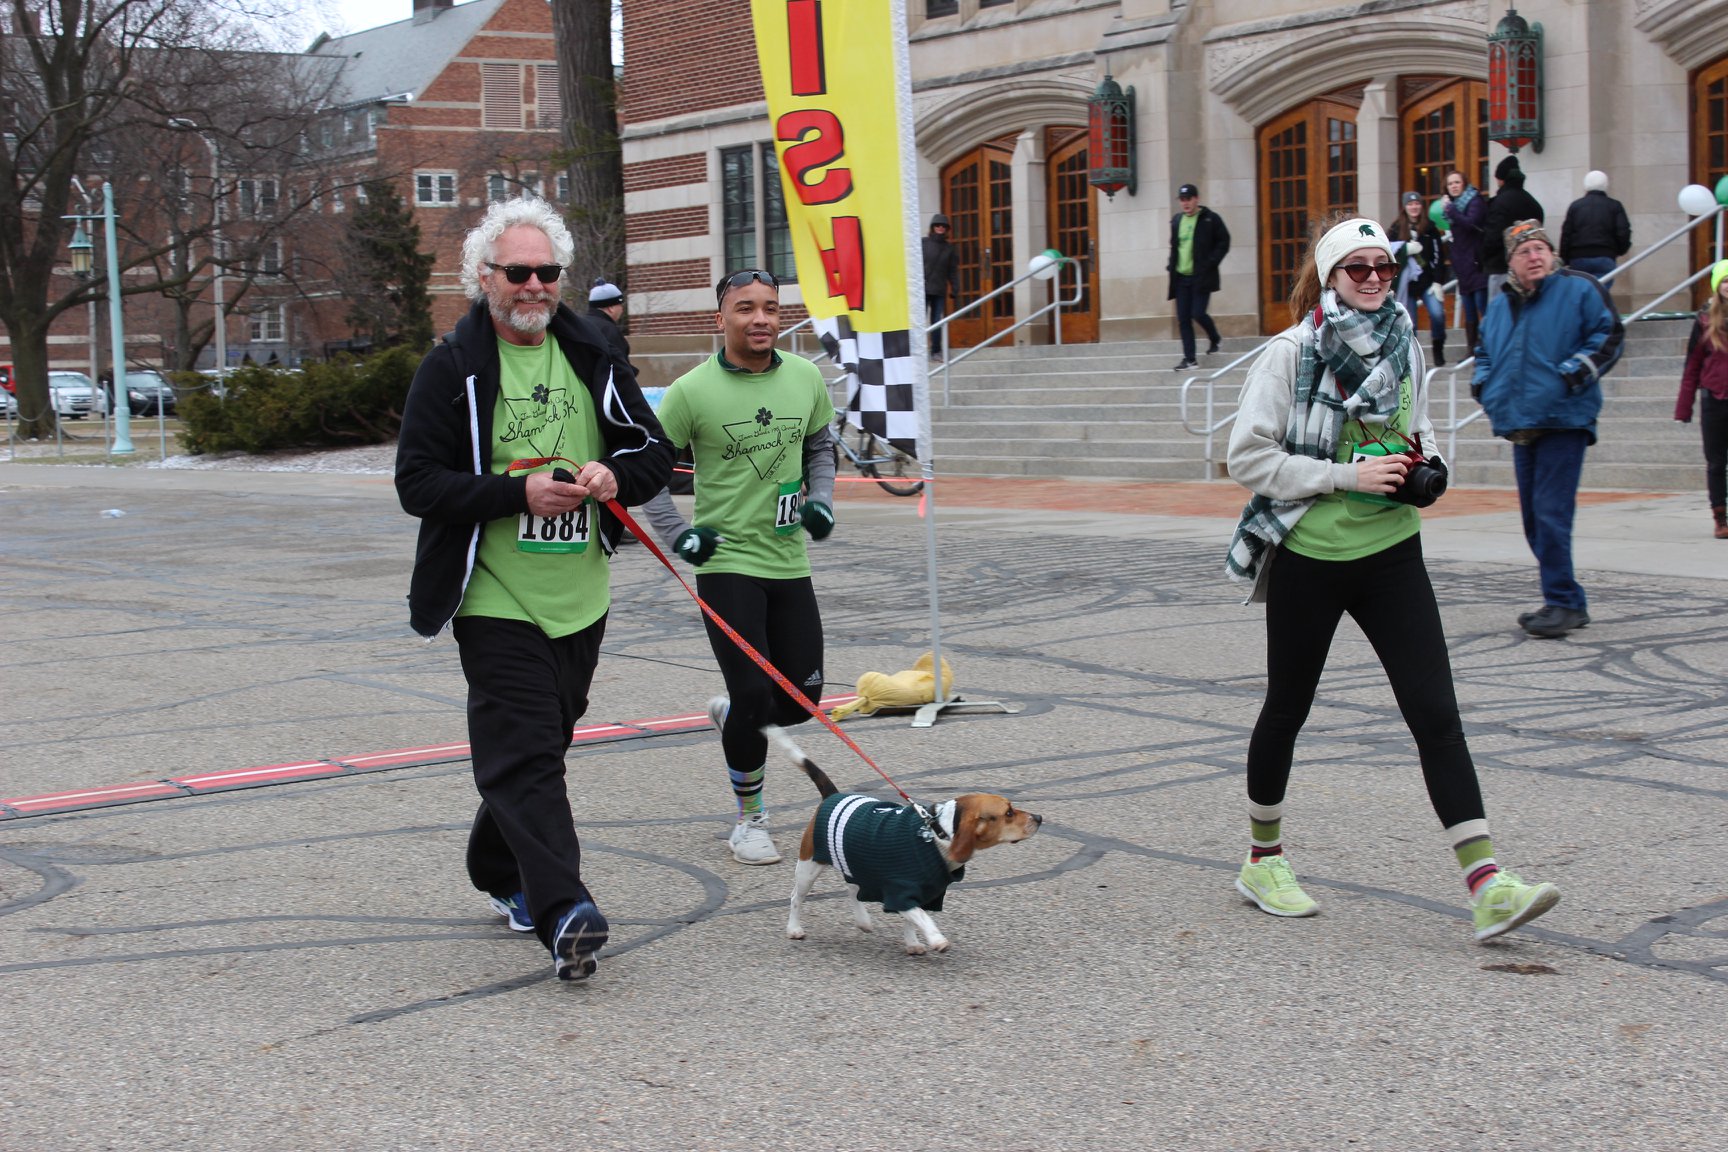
[46,370,99,419]
[2,387,15,419]
[110,369,177,417]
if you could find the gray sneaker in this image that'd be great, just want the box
[728,813,782,865]
[706,695,730,733]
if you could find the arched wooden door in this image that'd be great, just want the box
[1046,127,1099,343]
[1401,79,1489,219]
[943,137,1015,347]
[1693,56,1728,305]
[1257,95,1360,332]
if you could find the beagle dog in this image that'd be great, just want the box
[762,724,1041,954]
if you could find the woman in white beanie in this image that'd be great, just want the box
[1224,211,1561,944]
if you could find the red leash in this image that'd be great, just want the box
[507,455,911,803]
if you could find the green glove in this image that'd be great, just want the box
[674,526,722,565]
[799,500,834,540]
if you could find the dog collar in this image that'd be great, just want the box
[922,800,956,842]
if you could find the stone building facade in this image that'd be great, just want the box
[619,0,1728,350]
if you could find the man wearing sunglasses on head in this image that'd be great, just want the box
[641,268,837,867]
[395,196,673,983]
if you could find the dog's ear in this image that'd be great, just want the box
[947,798,979,864]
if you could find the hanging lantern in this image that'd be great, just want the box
[1087,74,1136,199]
[1487,8,1544,154]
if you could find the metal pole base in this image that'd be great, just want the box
[910,696,1019,729]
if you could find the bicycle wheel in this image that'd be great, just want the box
[859,432,924,496]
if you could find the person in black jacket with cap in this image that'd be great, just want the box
[586,278,633,370]
[1167,183,1230,370]
[921,213,959,359]
[1481,155,1544,299]
[1560,171,1632,281]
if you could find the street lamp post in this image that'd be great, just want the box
[64,184,132,455]
[169,118,226,391]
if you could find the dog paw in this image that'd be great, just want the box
[929,938,950,953]
[904,942,928,955]
[786,926,806,940]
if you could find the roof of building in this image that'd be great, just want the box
[307,0,508,107]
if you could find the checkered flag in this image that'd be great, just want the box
[814,315,920,460]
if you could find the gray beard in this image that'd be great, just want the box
[492,300,552,338]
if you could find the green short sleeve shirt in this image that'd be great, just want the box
[655,352,835,579]
[457,337,610,636]
[1284,375,1421,561]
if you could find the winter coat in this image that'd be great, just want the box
[1481,179,1544,276]
[1442,187,1489,294]
[1677,310,1728,422]
[586,305,634,373]
[921,233,959,300]
[1560,190,1632,262]
[394,300,673,638]
[1472,269,1624,445]
[1386,217,1449,298]
[1166,206,1231,296]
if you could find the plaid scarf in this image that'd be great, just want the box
[1226,292,1413,592]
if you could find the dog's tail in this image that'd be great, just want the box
[761,724,837,798]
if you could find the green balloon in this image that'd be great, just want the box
[1716,175,1728,206]
[1428,196,1450,231]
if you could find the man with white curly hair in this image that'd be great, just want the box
[395,196,673,982]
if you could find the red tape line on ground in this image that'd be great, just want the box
[0,696,857,820]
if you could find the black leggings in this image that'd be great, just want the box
[695,572,824,772]
[1246,533,1486,829]
[1701,390,1728,509]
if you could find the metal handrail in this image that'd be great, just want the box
[1185,203,1728,480]
[932,257,1084,404]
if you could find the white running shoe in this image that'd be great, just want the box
[728,813,782,865]
[706,695,730,733]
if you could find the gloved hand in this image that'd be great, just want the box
[1404,239,1424,261]
[674,526,722,565]
[1558,358,1590,395]
[1426,283,1445,303]
[799,500,834,540]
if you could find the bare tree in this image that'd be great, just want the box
[0,0,334,436]
[550,0,625,293]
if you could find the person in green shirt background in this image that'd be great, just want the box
[643,269,837,866]
[1166,182,1230,372]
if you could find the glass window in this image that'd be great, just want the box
[721,145,756,271]
[249,306,285,342]
[415,171,457,206]
[761,146,795,283]
[926,0,958,16]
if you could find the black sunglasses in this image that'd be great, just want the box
[716,268,779,303]
[1338,262,1399,284]
[485,262,563,285]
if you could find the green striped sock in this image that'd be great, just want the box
[729,765,766,818]
[1249,800,1284,861]
[1448,819,1500,896]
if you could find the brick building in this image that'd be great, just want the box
[25,0,565,377]
[619,0,1725,350]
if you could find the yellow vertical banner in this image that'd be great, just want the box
[751,0,913,331]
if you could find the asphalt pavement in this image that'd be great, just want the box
[2,459,1725,1151]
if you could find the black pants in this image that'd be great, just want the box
[925,293,947,355]
[1246,534,1486,829]
[1702,390,1728,509]
[695,572,824,775]
[454,614,605,947]
[1173,272,1220,361]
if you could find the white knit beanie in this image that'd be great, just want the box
[1583,170,1609,193]
[1315,219,1394,288]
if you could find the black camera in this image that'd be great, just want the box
[1387,454,1448,508]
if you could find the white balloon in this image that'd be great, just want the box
[1029,249,1062,281]
[1679,184,1717,217]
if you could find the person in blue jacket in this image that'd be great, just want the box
[1473,220,1624,639]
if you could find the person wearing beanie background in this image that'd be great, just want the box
[1560,170,1632,281]
[1167,183,1231,371]
[1441,170,1490,354]
[1473,220,1624,639]
[586,278,632,370]
[921,213,959,360]
[1480,155,1544,300]
[1224,211,1561,945]
[1388,190,1450,366]
[1675,260,1728,539]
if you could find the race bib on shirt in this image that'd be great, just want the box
[774,479,802,536]
[516,501,592,553]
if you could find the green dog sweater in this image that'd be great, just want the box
[812,793,964,913]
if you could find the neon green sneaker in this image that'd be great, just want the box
[1236,854,1319,918]
[1472,871,1560,941]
